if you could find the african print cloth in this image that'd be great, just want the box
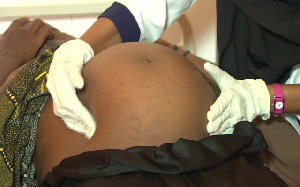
[0,48,55,187]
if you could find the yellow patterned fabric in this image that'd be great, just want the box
[0,48,55,187]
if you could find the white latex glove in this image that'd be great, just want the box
[204,62,270,135]
[46,39,96,139]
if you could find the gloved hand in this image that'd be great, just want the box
[204,62,270,135]
[46,39,96,139]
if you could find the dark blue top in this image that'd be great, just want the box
[99,2,140,42]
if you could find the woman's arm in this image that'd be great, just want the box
[0,17,53,86]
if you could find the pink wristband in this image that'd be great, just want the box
[272,83,285,115]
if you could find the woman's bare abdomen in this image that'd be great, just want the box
[34,42,217,180]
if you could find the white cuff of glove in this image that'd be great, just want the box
[245,79,270,120]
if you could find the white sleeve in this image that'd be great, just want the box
[116,0,197,42]
[284,64,300,135]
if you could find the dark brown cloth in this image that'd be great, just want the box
[217,0,300,84]
[41,122,287,187]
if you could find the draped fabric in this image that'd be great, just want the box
[217,0,300,84]
[0,49,54,187]
[41,122,287,187]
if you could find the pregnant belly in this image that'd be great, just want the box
[34,42,216,181]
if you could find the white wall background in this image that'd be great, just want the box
[0,0,217,62]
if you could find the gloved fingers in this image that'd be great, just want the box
[204,62,235,90]
[207,107,236,134]
[49,79,96,139]
[59,99,96,139]
[207,121,218,134]
[66,65,85,89]
[47,58,77,104]
[209,101,248,135]
[209,117,238,135]
[50,54,85,90]
[215,117,238,134]
[207,91,233,122]
[47,76,74,112]
[222,126,235,134]
[75,103,96,139]
[207,91,240,134]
